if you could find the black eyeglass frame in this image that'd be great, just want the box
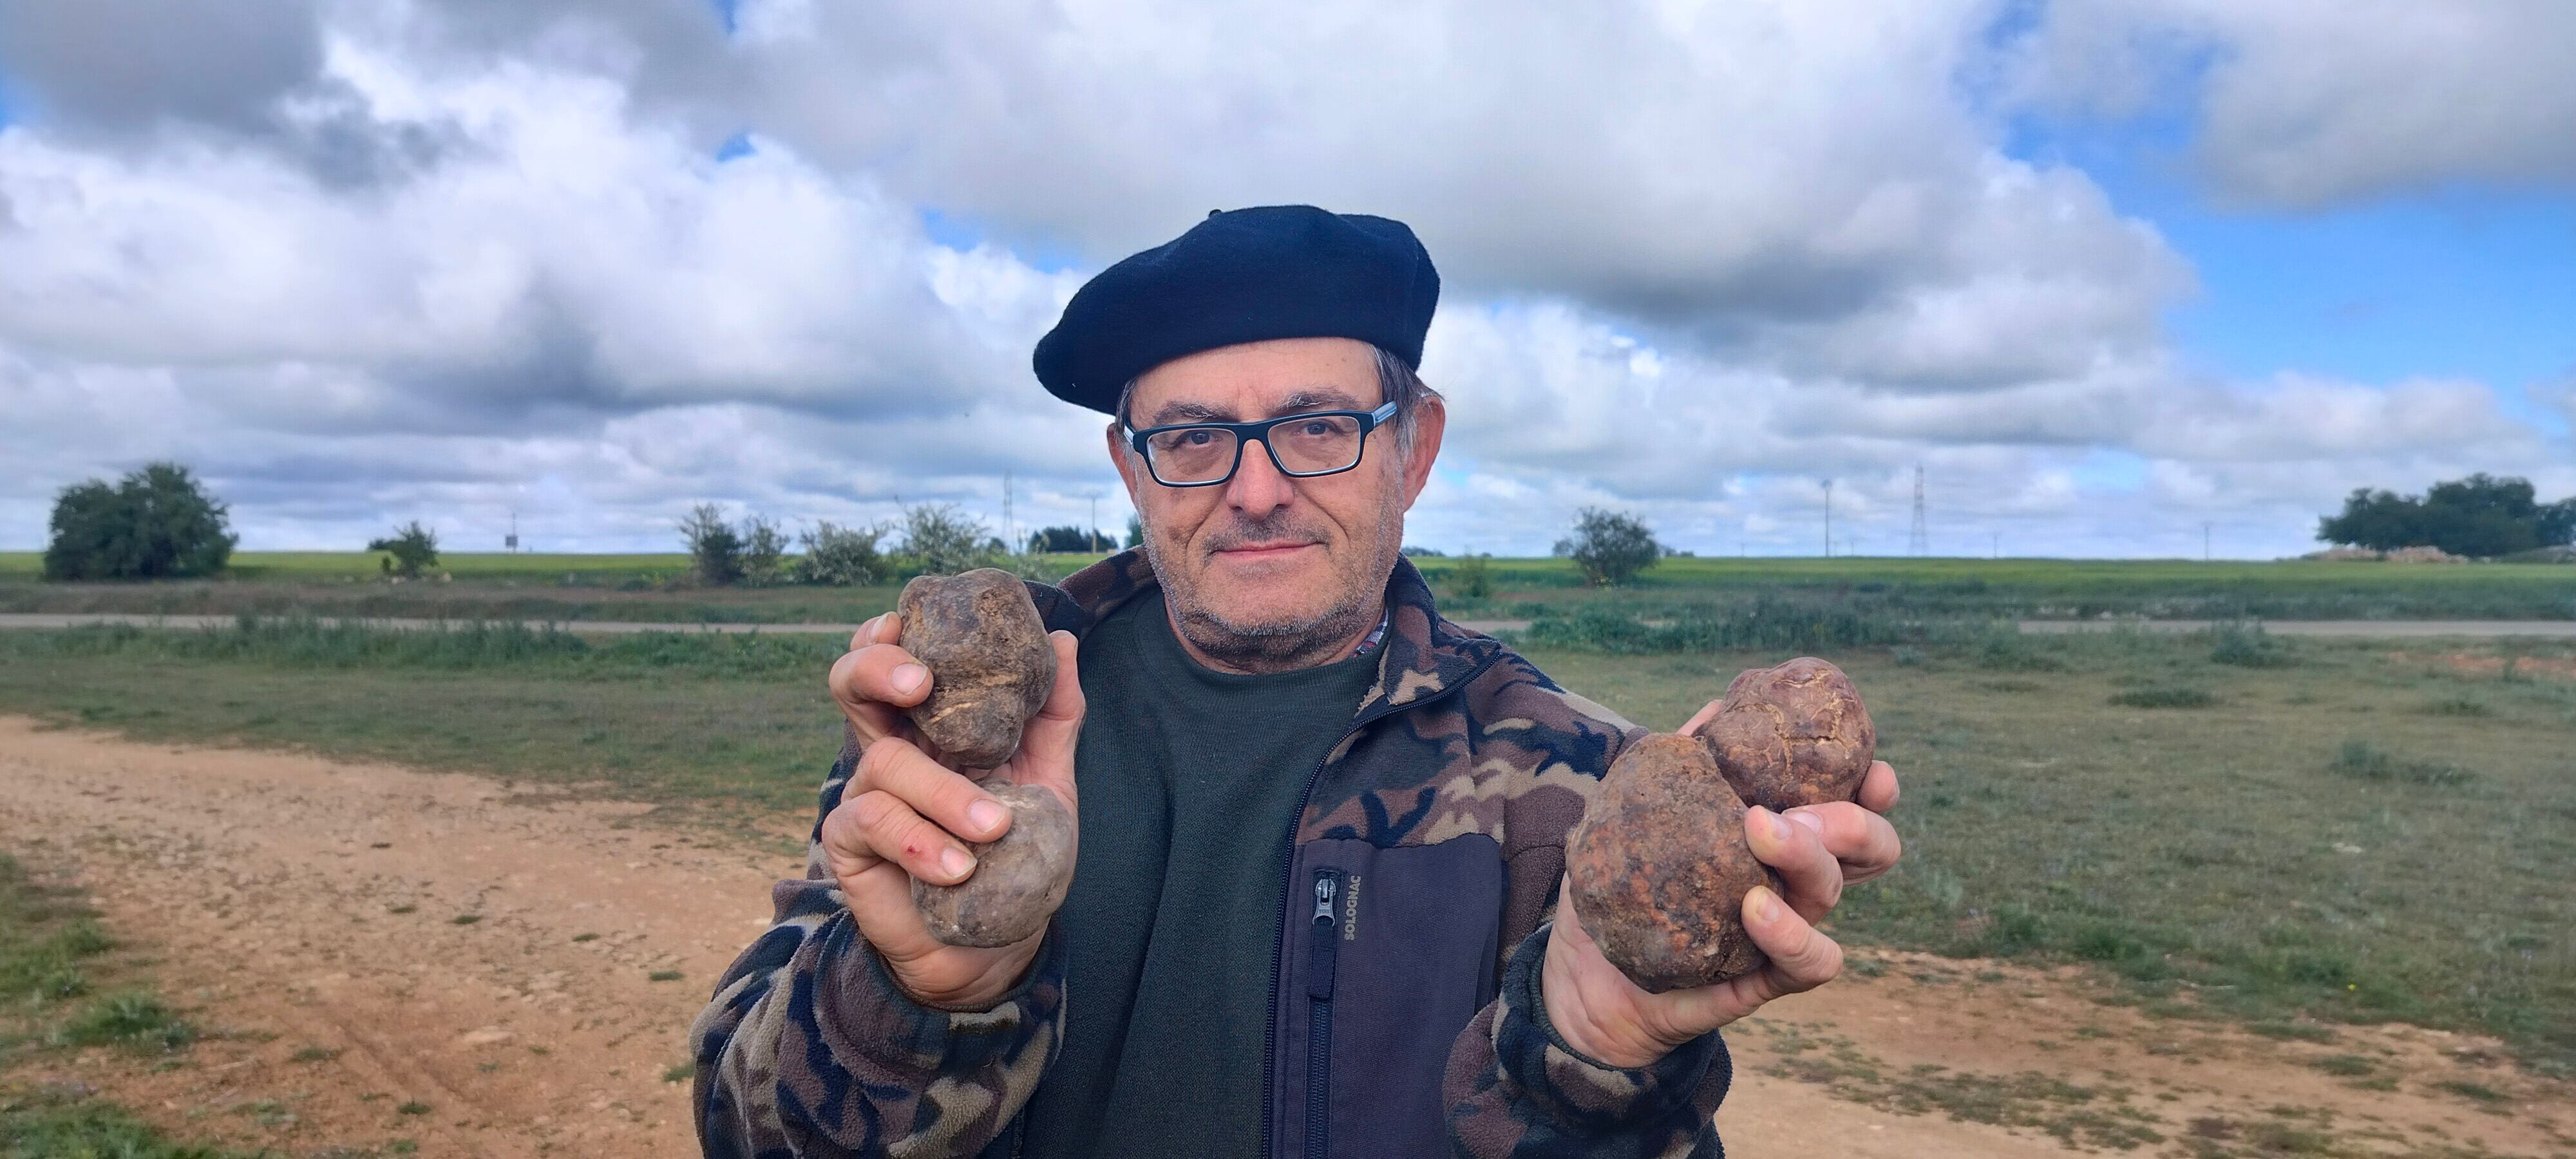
[1123,400,1401,488]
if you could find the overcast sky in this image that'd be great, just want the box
[3,0,2570,558]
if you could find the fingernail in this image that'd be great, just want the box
[893,664,927,695]
[1788,810,1826,837]
[967,799,1006,836]
[1750,886,1780,923]
[940,847,974,880]
[1748,806,1779,840]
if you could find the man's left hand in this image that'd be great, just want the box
[1540,717,1902,1070]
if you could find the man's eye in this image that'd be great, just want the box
[1184,430,1217,446]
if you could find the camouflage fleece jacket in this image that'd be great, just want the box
[690,551,1731,1158]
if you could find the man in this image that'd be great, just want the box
[690,206,1902,1158]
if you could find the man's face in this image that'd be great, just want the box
[1107,337,1444,670]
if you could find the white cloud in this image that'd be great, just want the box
[2006,0,2576,207]
[0,0,2566,561]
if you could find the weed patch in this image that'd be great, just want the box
[2329,740,2473,786]
[2108,687,2216,709]
[55,992,197,1053]
[2208,625,2294,668]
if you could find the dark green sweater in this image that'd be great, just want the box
[1019,592,1379,1158]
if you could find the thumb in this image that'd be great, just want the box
[1010,631,1084,800]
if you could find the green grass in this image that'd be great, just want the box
[0,1093,260,1159]
[2106,686,2217,709]
[0,621,846,818]
[1529,630,2576,1075]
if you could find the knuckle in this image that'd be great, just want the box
[848,789,907,832]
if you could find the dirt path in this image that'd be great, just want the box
[2,717,2567,1158]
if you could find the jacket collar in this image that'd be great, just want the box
[1037,549,1502,721]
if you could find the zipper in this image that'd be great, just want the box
[1256,650,1502,1159]
[1304,871,1340,1159]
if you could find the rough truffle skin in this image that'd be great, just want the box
[1697,657,1876,812]
[911,782,1077,948]
[1566,733,1783,992]
[896,569,1057,770]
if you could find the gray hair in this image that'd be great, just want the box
[1116,344,1439,458]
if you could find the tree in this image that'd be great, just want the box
[679,503,745,585]
[1560,507,1662,587]
[899,504,991,575]
[367,522,440,579]
[1125,514,1144,550]
[1027,525,1094,553]
[798,521,889,586]
[741,515,790,586]
[2318,474,2576,558]
[43,462,238,581]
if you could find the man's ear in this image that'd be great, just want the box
[1398,393,1447,511]
[1107,420,1144,507]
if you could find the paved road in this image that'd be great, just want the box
[6,612,2572,638]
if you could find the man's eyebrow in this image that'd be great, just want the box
[1141,388,1370,427]
[1142,400,1231,426]
[1267,388,1368,416]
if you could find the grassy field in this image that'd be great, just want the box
[3,551,2571,623]
[1,617,2570,1077]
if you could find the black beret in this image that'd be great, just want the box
[1033,205,1440,416]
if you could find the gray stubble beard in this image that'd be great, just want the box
[1142,486,1406,675]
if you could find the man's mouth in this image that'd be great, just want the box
[1211,540,1320,561]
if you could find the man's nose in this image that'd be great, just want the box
[1222,436,1296,517]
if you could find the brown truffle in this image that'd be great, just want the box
[911,782,1076,948]
[1566,733,1784,992]
[895,569,1057,770]
[1695,657,1875,811]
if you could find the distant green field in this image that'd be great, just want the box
[1,552,2568,621]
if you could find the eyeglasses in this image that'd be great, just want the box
[1124,400,1400,487]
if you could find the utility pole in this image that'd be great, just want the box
[1002,472,1014,555]
[1908,465,1928,556]
[1088,493,1101,554]
[2203,521,2212,562]
[1991,531,2000,560]
[1821,479,1833,559]
[506,509,518,553]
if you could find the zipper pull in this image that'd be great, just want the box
[1307,870,1340,1001]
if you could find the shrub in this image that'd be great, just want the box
[43,462,238,581]
[1557,507,1662,587]
[1448,554,1495,599]
[1126,514,1144,549]
[366,522,440,580]
[797,521,889,586]
[899,504,993,576]
[679,504,744,586]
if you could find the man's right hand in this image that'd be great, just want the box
[820,612,1083,1010]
